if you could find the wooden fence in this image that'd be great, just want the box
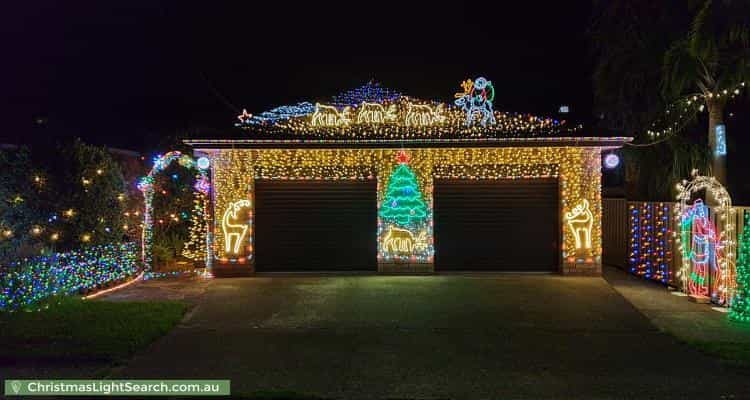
[603,198,750,290]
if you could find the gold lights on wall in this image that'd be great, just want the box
[208,147,602,266]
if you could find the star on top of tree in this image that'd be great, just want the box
[396,150,410,164]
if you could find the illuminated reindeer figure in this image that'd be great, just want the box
[382,227,427,254]
[453,77,496,127]
[565,199,593,250]
[222,199,251,254]
[357,102,397,124]
[405,103,445,126]
[311,103,352,126]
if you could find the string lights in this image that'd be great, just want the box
[206,147,603,267]
[653,202,671,283]
[235,81,580,138]
[0,242,139,311]
[729,213,750,322]
[646,81,746,139]
[268,96,575,139]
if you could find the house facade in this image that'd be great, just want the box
[187,80,631,276]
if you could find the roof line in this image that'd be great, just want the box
[185,137,633,150]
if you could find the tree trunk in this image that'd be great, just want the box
[707,99,726,185]
[624,160,640,200]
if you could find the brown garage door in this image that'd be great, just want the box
[254,180,377,271]
[434,179,559,271]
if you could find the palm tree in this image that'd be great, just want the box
[661,0,749,185]
[590,0,691,199]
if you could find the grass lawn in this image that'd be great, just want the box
[688,340,750,368]
[0,297,187,362]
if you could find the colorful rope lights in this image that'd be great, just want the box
[0,242,139,311]
[675,171,736,305]
[378,151,431,262]
[681,200,718,298]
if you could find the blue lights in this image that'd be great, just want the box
[196,156,210,170]
[715,124,726,156]
[236,82,403,127]
[604,153,620,169]
[330,81,403,107]
[241,102,316,126]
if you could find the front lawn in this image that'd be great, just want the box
[688,340,750,368]
[0,297,187,362]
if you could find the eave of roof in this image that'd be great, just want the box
[185,136,633,151]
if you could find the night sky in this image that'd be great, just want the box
[2,1,592,149]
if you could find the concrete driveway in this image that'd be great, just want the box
[117,275,749,398]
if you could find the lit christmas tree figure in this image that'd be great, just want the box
[730,214,750,322]
[379,151,428,228]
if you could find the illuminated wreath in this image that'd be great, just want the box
[674,170,736,303]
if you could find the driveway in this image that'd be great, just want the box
[116,275,749,398]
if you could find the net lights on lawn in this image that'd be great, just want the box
[0,242,139,312]
[674,171,735,305]
[209,147,602,265]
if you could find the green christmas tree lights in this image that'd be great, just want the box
[379,151,428,227]
[729,214,750,322]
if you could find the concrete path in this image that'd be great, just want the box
[604,265,750,344]
[102,274,210,304]
[113,275,750,398]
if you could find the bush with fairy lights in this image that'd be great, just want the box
[730,214,750,323]
[0,139,126,264]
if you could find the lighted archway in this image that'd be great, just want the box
[674,170,736,304]
[137,151,211,271]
